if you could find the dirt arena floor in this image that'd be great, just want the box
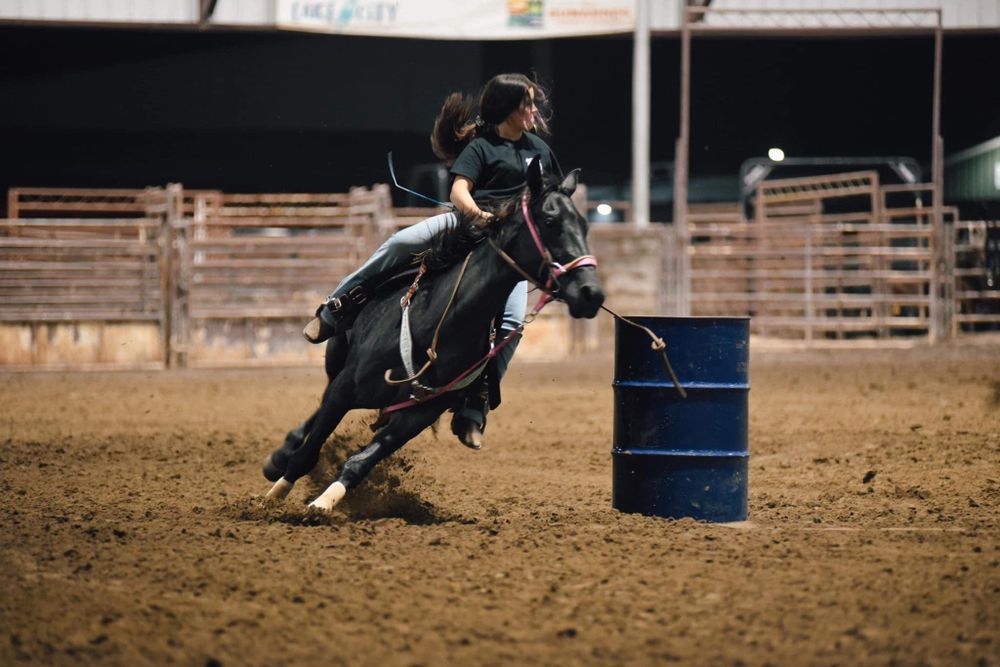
[1,340,998,666]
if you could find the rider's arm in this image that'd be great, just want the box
[451,177,492,221]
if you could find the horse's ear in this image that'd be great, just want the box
[526,156,543,195]
[560,169,581,196]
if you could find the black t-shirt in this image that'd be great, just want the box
[449,131,561,205]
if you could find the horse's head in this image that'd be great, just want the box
[512,157,605,319]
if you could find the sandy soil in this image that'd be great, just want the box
[1,341,998,666]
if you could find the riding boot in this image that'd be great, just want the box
[302,285,368,344]
[451,373,490,450]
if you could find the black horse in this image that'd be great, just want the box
[263,158,605,510]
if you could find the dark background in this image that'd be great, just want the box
[1,25,997,210]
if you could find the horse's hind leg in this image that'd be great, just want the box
[262,333,350,482]
[310,399,446,511]
[265,382,351,501]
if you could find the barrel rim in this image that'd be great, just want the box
[615,315,751,322]
[613,380,750,390]
[612,448,749,457]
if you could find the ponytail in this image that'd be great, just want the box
[430,92,479,164]
[430,74,554,164]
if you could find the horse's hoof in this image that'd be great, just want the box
[265,478,293,500]
[456,420,483,450]
[309,481,346,511]
[308,498,335,512]
[262,452,285,482]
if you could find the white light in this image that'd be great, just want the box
[744,164,768,187]
[898,164,916,184]
[768,147,785,162]
[596,203,613,216]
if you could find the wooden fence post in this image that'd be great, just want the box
[942,212,956,338]
[371,183,395,244]
[164,183,190,368]
[7,187,18,219]
[659,224,677,316]
[146,186,173,368]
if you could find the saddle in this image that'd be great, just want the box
[324,263,503,413]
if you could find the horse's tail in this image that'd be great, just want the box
[431,92,478,166]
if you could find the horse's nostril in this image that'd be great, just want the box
[581,284,604,306]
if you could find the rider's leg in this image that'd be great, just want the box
[494,279,528,381]
[452,280,527,448]
[304,211,459,343]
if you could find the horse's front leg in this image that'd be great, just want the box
[310,399,447,511]
[265,380,352,502]
[263,333,350,482]
[263,383,332,483]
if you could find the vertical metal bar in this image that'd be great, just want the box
[673,7,691,315]
[871,173,887,338]
[753,184,765,337]
[805,222,814,342]
[159,187,174,368]
[632,0,650,227]
[6,188,18,219]
[930,14,945,341]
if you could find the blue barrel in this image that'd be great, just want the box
[612,316,749,522]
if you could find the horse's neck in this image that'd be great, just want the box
[446,233,527,321]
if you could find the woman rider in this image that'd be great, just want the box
[303,72,562,448]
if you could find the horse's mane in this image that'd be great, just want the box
[416,188,526,271]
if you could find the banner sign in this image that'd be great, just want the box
[276,1,635,39]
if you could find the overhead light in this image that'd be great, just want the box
[768,147,785,162]
[596,203,613,216]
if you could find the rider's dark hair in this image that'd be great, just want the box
[431,73,550,164]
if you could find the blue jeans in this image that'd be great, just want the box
[333,212,527,422]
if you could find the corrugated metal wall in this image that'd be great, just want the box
[697,0,998,30]
[0,1,998,30]
[0,0,271,25]
[212,0,272,26]
[0,0,197,23]
[946,138,1000,202]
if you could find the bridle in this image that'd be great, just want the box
[487,190,598,311]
